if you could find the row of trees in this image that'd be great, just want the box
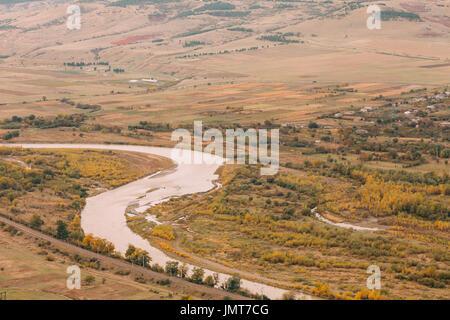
[28,214,243,293]
[1,131,19,140]
[64,61,109,67]
[124,244,242,291]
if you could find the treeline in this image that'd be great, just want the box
[258,34,300,44]
[0,25,17,30]
[177,46,259,59]
[0,147,154,237]
[280,120,449,166]
[195,2,235,11]
[177,10,249,18]
[207,11,250,17]
[1,131,19,140]
[1,114,87,130]
[183,41,205,47]
[128,121,172,132]
[228,27,253,32]
[61,98,102,112]
[283,160,448,220]
[64,61,109,67]
[108,0,178,8]
[124,250,258,297]
[0,149,89,198]
[75,104,101,111]
[148,13,165,21]
[0,0,39,4]
[144,164,447,298]
[286,160,449,187]
[381,10,420,21]
[64,61,126,74]
[177,2,249,18]
[358,175,448,221]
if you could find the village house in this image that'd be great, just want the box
[360,106,375,112]
[355,129,368,135]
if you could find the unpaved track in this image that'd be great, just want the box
[0,216,250,300]
[313,208,379,232]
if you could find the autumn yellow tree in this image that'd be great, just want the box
[69,215,85,242]
[82,234,115,255]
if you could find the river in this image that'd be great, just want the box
[1,143,313,300]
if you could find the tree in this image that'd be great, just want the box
[71,197,85,211]
[165,261,179,276]
[282,207,295,219]
[84,275,95,286]
[282,291,296,300]
[222,274,241,292]
[69,215,84,242]
[190,267,205,284]
[213,273,219,286]
[178,263,189,278]
[83,234,115,255]
[440,149,450,158]
[204,275,216,287]
[125,244,136,259]
[301,208,312,216]
[308,122,319,129]
[125,244,151,267]
[56,220,69,240]
[30,214,44,229]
